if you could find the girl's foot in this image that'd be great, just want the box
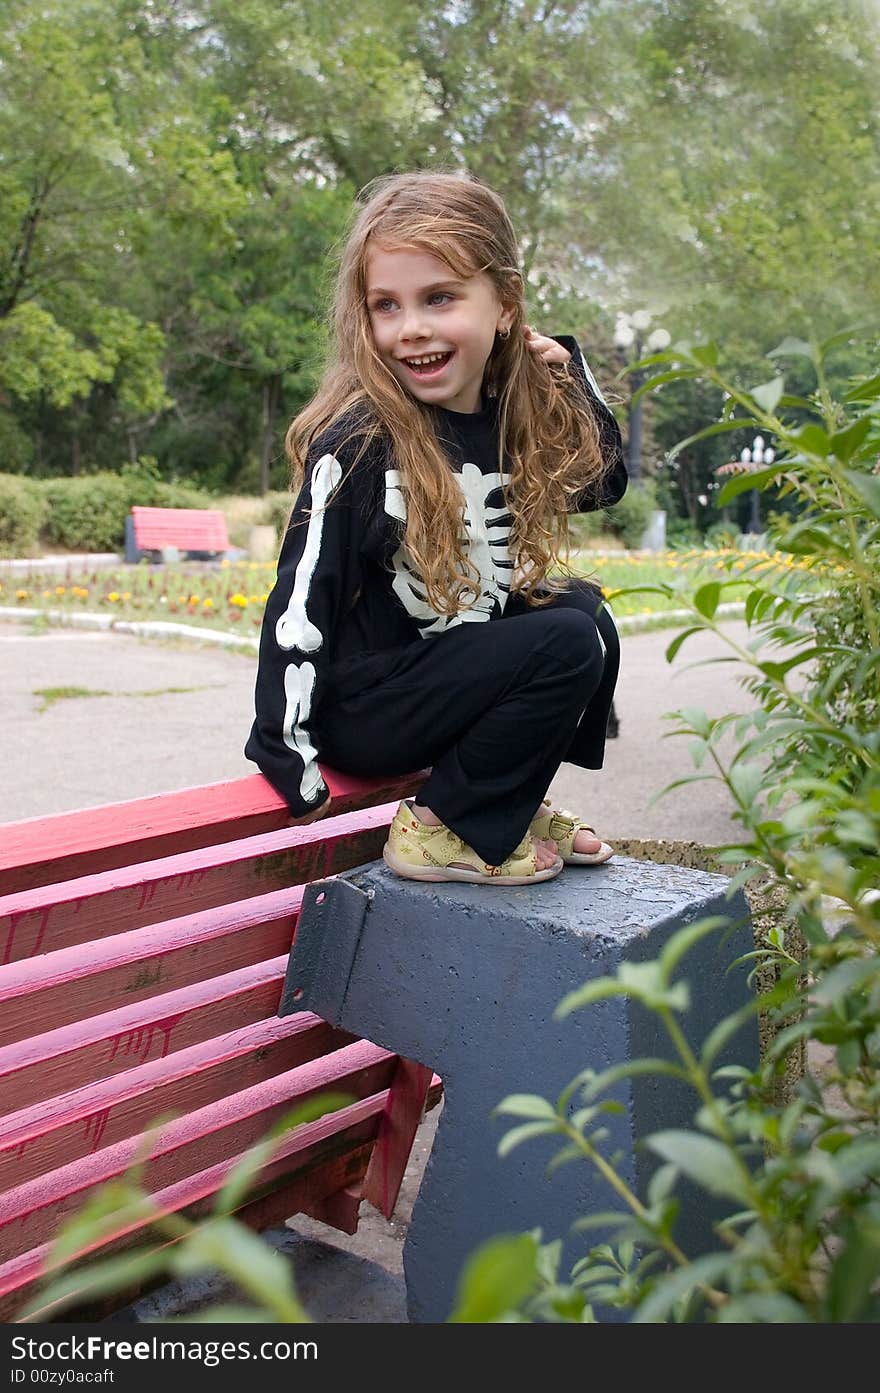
[413,801,558,872]
[385,801,563,885]
[529,799,614,866]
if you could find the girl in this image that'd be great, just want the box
[246,171,626,887]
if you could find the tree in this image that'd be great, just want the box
[0,0,241,472]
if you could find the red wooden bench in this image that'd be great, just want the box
[125,506,230,563]
[0,768,438,1321]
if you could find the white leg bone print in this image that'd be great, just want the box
[281,661,323,803]
[276,453,342,653]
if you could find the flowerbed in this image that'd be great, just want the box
[0,547,824,632]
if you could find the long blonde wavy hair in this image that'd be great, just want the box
[286,170,607,613]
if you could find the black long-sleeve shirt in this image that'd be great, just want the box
[245,336,626,816]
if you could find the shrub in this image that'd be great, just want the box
[41,474,134,551]
[153,481,215,510]
[703,520,740,549]
[566,510,606,548]
[664,514,702,549]
[604,478,657,548]
[480,337,880,1322]
[262,489,293,539]
[40,468,217,553]
[120,457,215,511]
[0,473,46,556]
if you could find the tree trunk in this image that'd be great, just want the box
[260,374,281,497]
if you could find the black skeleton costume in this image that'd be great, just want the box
[246,338,626,826]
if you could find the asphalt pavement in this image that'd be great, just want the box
[0,613,754,1321]
[0,617,750,840]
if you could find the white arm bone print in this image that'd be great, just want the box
[281,661,324,803]
[275,453,343,653]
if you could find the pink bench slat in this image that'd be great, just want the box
[0,1012,352,1190]
[0,804,396,965]
[0,760,443,1319]
[0,769,426,895]
[0,1039,395,1260]
[0,956,291,1113]
[0,887,304,1048]
[362,1058,435,1220]
[0,1091,388,1320]
[130,507,229,551]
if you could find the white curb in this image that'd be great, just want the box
[615,601,745,633]
[0,602,746,647]
[0,607,259,651]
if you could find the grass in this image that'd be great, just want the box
[0,547,822,637]
[34,685,111,712]
[33,684,216,712]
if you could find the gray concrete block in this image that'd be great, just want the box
[281,856,757,1323]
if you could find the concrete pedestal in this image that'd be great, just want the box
[280,856,757,1323]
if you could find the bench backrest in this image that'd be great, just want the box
[0,769,436,1320]
[130,507,230,553]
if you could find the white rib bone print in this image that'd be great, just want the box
[276,453,342,653]
[385,461,512,635]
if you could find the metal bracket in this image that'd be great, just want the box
[278,876,372,1023]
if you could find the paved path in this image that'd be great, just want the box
[0,619,751,839]
[0,616,755,1321]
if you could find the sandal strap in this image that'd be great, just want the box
[530,802,598,857]
[389,805,544,879]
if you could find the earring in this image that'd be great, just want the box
[498,326,511,340]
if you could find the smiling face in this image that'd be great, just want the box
[365,244,514,414]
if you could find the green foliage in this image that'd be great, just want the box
[0,409,34,473]
[2,0,877,501]
[664,515,702,549]
[703,521,740,549]
[476,337,880,1322]
[262,489,294,539]
[0,473,47,556]
[604,478,658,549]
[40,469,214,551]
[152,481,217,511]
[26,1095,352,1322]
[566,509,607,548]
[41,475,134,552]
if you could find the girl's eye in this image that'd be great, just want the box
[372,297,396,313]
[428,292,452,305]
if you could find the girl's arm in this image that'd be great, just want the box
[244,432,369,820]
[549,333,628,511]
[524,326,627,510]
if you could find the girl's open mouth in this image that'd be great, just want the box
[401,351,454,379]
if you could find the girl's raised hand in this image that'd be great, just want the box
[523,326,571,364]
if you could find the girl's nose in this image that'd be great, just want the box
[399,309,430,342]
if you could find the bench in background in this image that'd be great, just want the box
[125,506,231,564]
[0,768,438,1321]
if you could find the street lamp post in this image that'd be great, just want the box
[741,436,774,534]
[613,311,670,487]
[714,434,775,540]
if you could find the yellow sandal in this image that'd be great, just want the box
[529,799,613,866]
[383,801,563,886]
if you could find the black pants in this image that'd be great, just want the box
[316,580,619,866]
